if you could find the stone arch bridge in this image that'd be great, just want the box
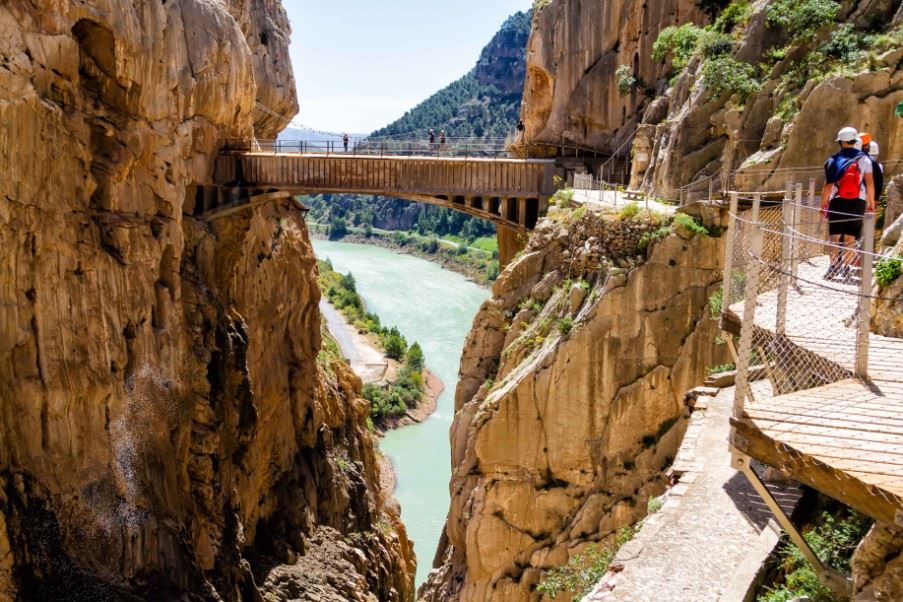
[202,145,561,262]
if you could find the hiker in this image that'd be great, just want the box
[820,127,876,280]
[343,133,349,153]
[429,129,436,145]
[860,132,885,201]
[439,130,447,152]
[516,119,525,141]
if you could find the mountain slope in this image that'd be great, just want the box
[370,10,532,139]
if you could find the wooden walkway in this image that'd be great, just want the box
[210,152,560,232]
[729,257,903,525]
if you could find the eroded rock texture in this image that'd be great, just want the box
[853,522,903,601]
[421,209,728,601]
[521,0,707,154]
[0,1,413,599]
[634,1,903,196]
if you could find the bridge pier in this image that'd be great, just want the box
[497,224,528,267]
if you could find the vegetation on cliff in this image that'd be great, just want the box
[318,259,428,425]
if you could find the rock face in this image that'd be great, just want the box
[632,1,903,196]
[421,207,728,601]
[522,0,707,153]
[853,522,903,601]
[0,1,413,599]
[523,1,903,197]
[872,213,903,338]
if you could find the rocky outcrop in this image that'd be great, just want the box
[0,0,412,598]
[522,0,708,153]
[421,206,729,601]
[873,213,903,338]
[853,522,903,601]
[635,1,903,196]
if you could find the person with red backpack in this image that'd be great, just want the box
[820,127,876,280]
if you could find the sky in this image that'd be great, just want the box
[284,0,532,135]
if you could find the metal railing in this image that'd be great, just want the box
[222,137,516,158]
[723,186,888,417]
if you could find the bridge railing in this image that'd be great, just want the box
[222,137,515,158]
[723,188,888,419]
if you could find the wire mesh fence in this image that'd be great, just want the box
[722,188,880,414]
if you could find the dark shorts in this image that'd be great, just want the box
[827,197,866,238]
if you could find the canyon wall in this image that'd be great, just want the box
[422,206,729,601]
[0,1,413,599]
[524,0,903,197]
[522,0,707,154]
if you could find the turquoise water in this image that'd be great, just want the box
[312,240,489,585]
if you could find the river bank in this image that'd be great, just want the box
[312,239,490,585]
[309,225,495,286]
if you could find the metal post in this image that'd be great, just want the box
[721,192,740,323]
[856,212,876,378]
[733,456,850,598]
[808,178,817,208]
[777,192,793,335]
[792,183,802,280]
[734,193,762,418]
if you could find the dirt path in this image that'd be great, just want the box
[319,299,388,384]
[586,387,803,602]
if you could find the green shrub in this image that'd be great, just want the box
[536,527,636,599]
[672,213,710,236]
[758,511,871,602]
[715,1,751,32]
[558,318,574,336]
[616,65,638,96]
[699,31,734,58]
[701,56,761,100]
[766,0,840,43]
[820,23,866,62]
[652,24,706,70]
[553,188,575,208]
[696,0,731,18]
[619,202,641,220]
[875,255,903,287]
[533,0,552,9]
[383,331,408,360]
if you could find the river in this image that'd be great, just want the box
[312,239,489,585]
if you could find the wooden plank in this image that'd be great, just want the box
[733,419,903,525]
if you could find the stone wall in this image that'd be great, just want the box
[421,207,729,601]
[0,1,413,598]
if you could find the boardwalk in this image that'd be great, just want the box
[729,257,903,525]
[725,199,903,532]
[210,150,559,232]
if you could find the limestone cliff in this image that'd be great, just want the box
[522,0,707,154]
[421,206,728,601]
[0,1,413,599]
[523,0,903,196]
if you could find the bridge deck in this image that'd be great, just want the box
[212,151,559,232]
[729,257,903,525]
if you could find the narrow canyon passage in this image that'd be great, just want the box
[312,240,489,584]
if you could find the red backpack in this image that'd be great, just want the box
[836,160,862,199]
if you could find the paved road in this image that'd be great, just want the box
[319,299,387,383]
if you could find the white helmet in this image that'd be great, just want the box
[836,126,859,143]
[869,141,880,157]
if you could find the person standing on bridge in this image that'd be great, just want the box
[429,129,436,146]
[439,129,447,150]
[821,126,875,281]
[343,133,349,153]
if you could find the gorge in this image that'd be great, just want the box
[4,0,903,600]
